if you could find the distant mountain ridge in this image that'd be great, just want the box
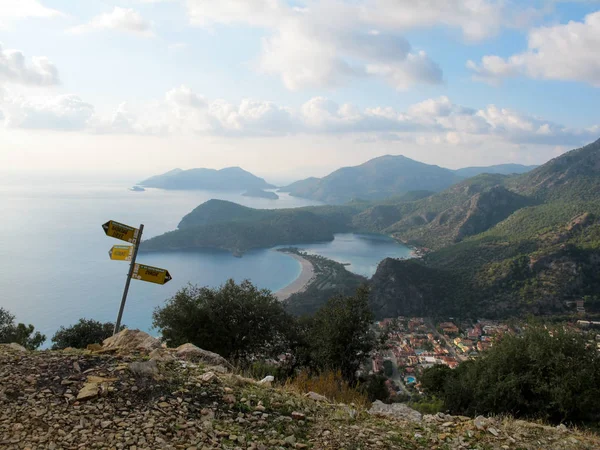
[280,155,464,204]
[280,156,537,204]
[139,167,274,191]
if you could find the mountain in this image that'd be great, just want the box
[280,155,463,204]
[139,167,274,191]
[454,163,537,178]
[143,200,362,255]
[242,188,279,200]
[367,138,600,319]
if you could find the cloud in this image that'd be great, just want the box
[0,0,64,29]
[468,11,600,86]
[187,0,447,90]
[69,7,153,37]
[184,0,549,90]
[2,85,596,148]
[2,94,94,130]
[0,44,60,86]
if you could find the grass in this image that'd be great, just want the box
[284,369,370,408]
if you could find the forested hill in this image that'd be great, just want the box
[279,155,463,204]
[368,138,600,319]
[139,167,274,191]
[142,200,364,255]
[280,156,537,204]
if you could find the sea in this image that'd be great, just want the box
[0,172,412,344]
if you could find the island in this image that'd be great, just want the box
[242,188,279,200]
[129,186,145,192]
[138,167,274,191]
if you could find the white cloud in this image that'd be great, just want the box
[0,0,64,29]
[468,11,600,86]
[0,44,60,86]
[2,85,596,148]
[184,0,548,90]
[69,7,153,37]
[2,94,94,130]
[187,0,447,90]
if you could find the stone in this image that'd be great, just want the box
[87,376,118,383]
[7,343,27,352]
[175,343,230,368]
[367,401,422,423]
[149,348,175,362]
[474,415,488,431]
[201,371,219,383]
[258,376,274,386]
[304,391,328,402]
[291,412,305,421]
[556,424,568,433]
[76,383,100,401]
[488,427,499,437]
[128,360,159,378]
[86,343,102,352]
[102,329,161,353]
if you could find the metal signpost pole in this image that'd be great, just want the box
[113,224,144,335]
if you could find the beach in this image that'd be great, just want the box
[275,252,315,300]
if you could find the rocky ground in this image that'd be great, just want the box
[1,331,599,450]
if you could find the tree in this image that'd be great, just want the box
[51,319,122,350]
[421,326,600,424]
[0,307,46,350]
[305,286,375,382]
[153,280,297,360]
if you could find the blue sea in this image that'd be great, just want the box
[0,173,412,344]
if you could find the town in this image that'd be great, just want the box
[368,317,600,399]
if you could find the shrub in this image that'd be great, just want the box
[153,280,297,360]
[421,326,600,424]
[305,286,375,382]
[51,318,122,349]
[0,307,45,350]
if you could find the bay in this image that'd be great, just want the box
[0,174,412,345]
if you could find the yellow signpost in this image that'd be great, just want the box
[102,220,140,244]
[108,245,134,261]
[132,264,172,285]
[102,220,172,335]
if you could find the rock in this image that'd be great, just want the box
[488,427,499,437]
[474,415,488,431]
[7,343,27,352]
[128,360,159,378]
[149,348,175,362]
[201,371,219,383]
[304,391,329,402]
[86,343,102,352]
[102,329,161,353]
[291,412,305,421]
[284,435,296,445]
[367,401,422,423]
[76,383,99,401]
[258,375,275,386]
[557,424,568,433]
[175,343,230,367]
[87,376,117,383]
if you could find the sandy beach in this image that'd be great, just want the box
[275,252,315,300]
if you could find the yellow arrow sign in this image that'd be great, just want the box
[108,245,134,261]
[102,220,139,244]
[132,264,172,285]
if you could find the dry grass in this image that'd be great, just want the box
[284,370,369,408]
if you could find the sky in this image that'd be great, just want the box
[1,0,599,183]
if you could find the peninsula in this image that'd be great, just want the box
[242,188,279,200]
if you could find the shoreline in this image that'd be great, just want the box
[274,251,315,301]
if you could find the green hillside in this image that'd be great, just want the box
[280,155,463,204]
[368,138,600,319]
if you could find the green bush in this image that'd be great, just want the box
[304,286,375,382]
[421,326,600,424]
[153,280,297,360]
[51,318,122,349]
[0,307,45,350]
